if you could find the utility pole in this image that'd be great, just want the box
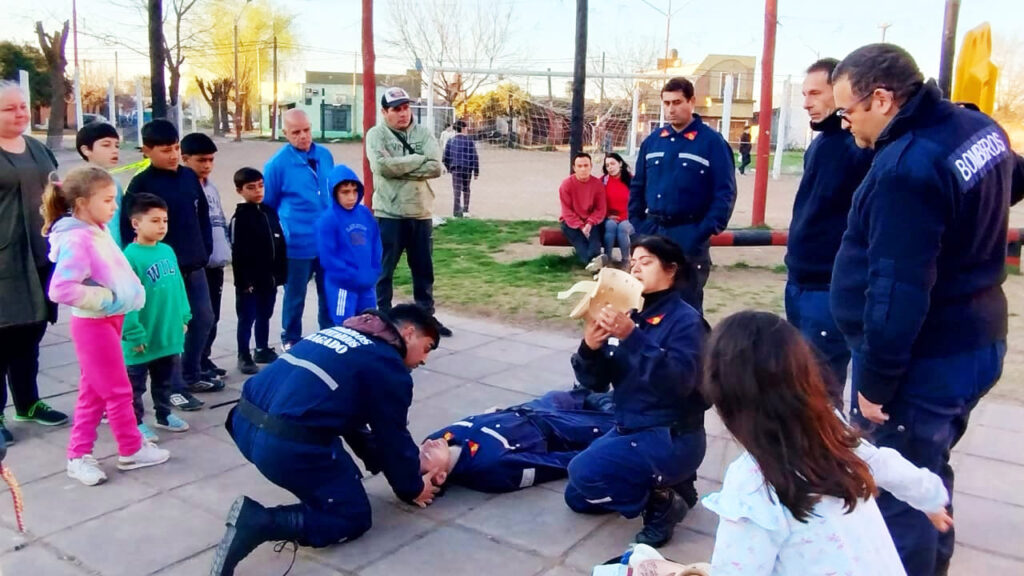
[599,51,605,104]
[272,35,278,140]
[72,0,83,129]
[233,0,252,142]
[938,0,961,98]
[547,68,553,107]
[879,22,892,43]
[752,0,778,227]
[569,0,588,171]
[362,0,376,207]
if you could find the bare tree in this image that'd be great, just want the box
[35,20,69,149]
[386,0,517,108]
[149,0,168,118]
[196,77,231,135]
[84,0,208,112]
[992,34,1023,127]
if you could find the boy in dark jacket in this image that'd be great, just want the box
[230,168,287,374]
[121,120,219,410]
[317,165,382,325]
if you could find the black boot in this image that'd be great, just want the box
[634,488,689,548]
[210,497,305,575]
[672,474,699,509]
[237,353,259,375]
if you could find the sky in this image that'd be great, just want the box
[3,0,1022,98]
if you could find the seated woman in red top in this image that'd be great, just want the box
[600,153,634,268]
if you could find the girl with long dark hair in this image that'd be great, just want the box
[701,311,951,574]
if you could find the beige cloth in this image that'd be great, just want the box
[557,267,644,320]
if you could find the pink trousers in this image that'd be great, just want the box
[68,315,143,459]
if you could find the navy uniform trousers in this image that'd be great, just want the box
[635,220,711,314]
[852,341,1005,576]
[565,426,705,518]
[427,390,616,493]
[784,282,851,406]
[227,408,371,548]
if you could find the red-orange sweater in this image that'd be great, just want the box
[603,174,629,220]
[559,175,607,229]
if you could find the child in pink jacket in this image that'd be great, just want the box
[43,166,170,486]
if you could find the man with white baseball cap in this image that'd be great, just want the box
[365,87,452,336]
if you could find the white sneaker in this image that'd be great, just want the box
[585,254,609,274]
[67,455,107,486]
[117,441,170,471]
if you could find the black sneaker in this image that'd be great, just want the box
[202,358,228,377]
[210,496,272,576]
[0,417,14,445]
[433,317,453,337]
[169,392,205,411]
[672,475,699,509]
[634,488,689,548]
[186,378,225,394]
[237,354,260,375]
[252,348,279,364]
[14,400,69,426]
[202,369,229,382]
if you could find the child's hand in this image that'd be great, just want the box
[133,344,146,354]
[928,509,953,532]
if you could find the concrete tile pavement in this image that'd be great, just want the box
[1,284,1023,574]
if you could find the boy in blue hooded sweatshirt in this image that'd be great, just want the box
[317,165,382,324]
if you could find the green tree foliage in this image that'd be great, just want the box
[0,42,53,108]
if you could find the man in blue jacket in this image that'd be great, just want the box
[264,109,335,351]
[830,43,1013,576]
[785,58,873,406]
[422,389,615,494]
[211,305,443,575]
[628,77,737,313]
[442,120,480,218]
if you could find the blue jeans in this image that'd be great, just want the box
[784,282,850,406]
[602,219,634,263]
[281,258,331,346]
[852,341,1005,576]
[560,222,603,264]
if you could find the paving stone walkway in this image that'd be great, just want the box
[1,286,1022,575]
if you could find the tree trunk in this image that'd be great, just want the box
[168,67,180,108]
[35,20,69,150]
[219,94,230,134]
[148,0,168,118]
[211,98,221,135]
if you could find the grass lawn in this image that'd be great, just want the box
[737,150,804,173]
[391,219,591,330]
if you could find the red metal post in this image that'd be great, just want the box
[752,0,778,227]
[361,0,376,208]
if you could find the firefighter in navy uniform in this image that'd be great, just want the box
[563,235,709,548]
[830,44,1013,576]
[628,77,737,313]
[422,389,616,493]
[210,305,443,576]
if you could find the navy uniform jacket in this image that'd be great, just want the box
[239,319,424,502]
[831,82,1013,405]
[628,115,737,255]
[571,290,707,431]
[785,114,873,287]
[425,391,615,493]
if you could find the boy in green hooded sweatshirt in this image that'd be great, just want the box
[121,193,194,442]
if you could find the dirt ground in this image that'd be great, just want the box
[48,135,1024,404]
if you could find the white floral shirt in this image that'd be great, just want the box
[703,451,913,576]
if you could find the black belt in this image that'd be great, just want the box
[235,398,335,446]
[648,212,702,227]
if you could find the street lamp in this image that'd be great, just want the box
[233,0,252,142]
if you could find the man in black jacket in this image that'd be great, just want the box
[831,44,1013,576]
[211,305,444,575]
[784,58,873,406]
